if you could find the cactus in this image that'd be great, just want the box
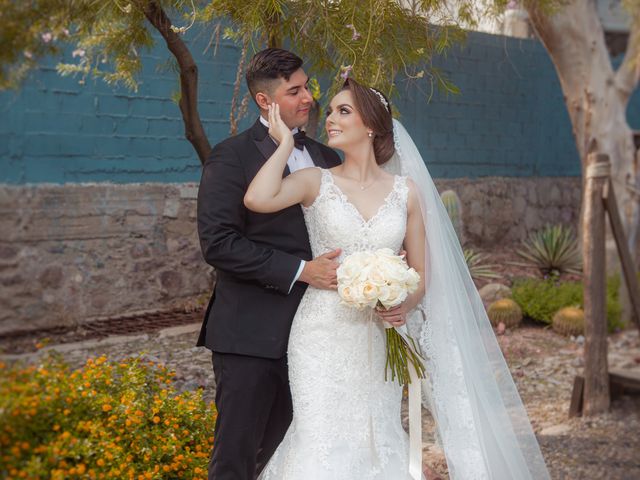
[487,298,523,329]
[464,248,500,281]
[440,190,464,243]
[552,306,584,336]
[517,224,582,277]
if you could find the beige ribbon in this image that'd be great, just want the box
[383,322,423,480]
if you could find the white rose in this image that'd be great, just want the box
[379,284,408,309]
[403,268,421,292]
[362,281,379,302]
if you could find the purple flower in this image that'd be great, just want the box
[345,24,361,41]
[340,65,353,80]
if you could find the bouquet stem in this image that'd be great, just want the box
[384,325,426,385]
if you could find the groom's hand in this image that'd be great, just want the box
[299,249,341,290]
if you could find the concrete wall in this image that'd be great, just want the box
[3,31,638,183]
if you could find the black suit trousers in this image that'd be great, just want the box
[208,351,293,480]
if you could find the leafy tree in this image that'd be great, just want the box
[0,0,464,163]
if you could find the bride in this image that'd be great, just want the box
[244,78,549,480]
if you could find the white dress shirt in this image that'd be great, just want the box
[259,116,314,292]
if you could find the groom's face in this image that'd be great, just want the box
[267,68,313,129]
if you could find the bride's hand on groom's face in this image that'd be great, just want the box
[268,103,294,147]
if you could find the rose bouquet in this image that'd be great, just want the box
[336,248,426,385]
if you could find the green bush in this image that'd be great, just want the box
[0,354,216,480]
[511,275,624,332]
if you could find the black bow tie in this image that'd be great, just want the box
[293,131,308,151]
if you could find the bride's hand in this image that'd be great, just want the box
[268,103,294,148]
[376,304,407,327]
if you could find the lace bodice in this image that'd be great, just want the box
[302,168,408,259]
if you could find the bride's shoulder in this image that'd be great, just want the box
[289,166,323,190]
[292,165,323,180]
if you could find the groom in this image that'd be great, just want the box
[196,48,342,480]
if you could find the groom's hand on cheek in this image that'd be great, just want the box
[299,248,341,290]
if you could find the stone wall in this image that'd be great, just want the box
[437,176,582,247]
[0,176,582,334]
[0,183,212,335]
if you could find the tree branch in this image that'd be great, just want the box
[615,25,640,105]
[142,1,211,165]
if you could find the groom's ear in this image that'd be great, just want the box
[255,92,271,111]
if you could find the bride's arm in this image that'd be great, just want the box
[244,103,319,213]
[377,179,426,325]
[403,180,427,309]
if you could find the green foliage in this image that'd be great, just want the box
[202,0,467,101]
[463,248,500,281]
[487,298,522,328]
[511,276,624,332]
[552,306,584,337]
[0,0,182,90]
[0,354,216,479]
[0,0,468,98]
[517,224,582,277]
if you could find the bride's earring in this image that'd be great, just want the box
[368,131,373,138]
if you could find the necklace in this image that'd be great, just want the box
[358,179,377,191]
[342,172,380,191]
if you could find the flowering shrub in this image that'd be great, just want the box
[0,354,216,479]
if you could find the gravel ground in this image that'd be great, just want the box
[2,323,639,480]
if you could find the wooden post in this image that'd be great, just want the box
[582,153,611,415]
[602,179,640,331]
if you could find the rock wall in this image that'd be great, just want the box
[0,176,582,334]
[0,183,212,335]
[437,177,582,246]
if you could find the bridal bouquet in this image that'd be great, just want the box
[337,248,426,385]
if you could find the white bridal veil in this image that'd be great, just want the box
[387,119,550,480]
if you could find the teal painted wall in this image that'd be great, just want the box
[1,30,638,184]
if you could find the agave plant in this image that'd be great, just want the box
[517,224,582,277]
[463,249,500,281]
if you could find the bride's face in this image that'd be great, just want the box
[325,90,370,150]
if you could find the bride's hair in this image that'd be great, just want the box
[341,78,394,165]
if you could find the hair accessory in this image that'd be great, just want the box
[369,88,389,111]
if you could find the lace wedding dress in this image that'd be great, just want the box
[259,168,423,480]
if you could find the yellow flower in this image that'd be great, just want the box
[77,464,86,474]
[102,404,112,412]
[97,459,105,467]
[153,416,160,424]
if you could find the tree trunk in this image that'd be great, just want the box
[143,1,212,164]
[527,1,639,265]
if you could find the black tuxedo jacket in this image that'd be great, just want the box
[196,119,341,359]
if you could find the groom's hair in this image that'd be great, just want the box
[341,78,395,165]
[246,48,304,102]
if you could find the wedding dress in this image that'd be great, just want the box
[258,168,422,480]
[261,120,550,480]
